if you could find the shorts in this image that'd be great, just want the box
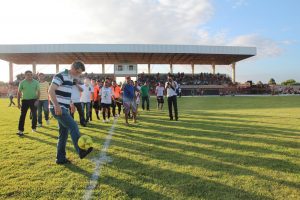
[123,100,137,114]
[157,96,164,103]
[101,103,111,108]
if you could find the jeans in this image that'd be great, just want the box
[18,99,37,131]
[50,107,80,162]
[37,100,49,124]
[167,95,178,120]
[142,96,150,110]
[81,102,91,122]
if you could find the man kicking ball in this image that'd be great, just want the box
[48,60,93,164]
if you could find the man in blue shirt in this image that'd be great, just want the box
[121,76,137,125]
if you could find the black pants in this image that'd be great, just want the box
[142,96,150,110]
[18,99,37,131]
[9,96,15,106]
[167,95,178,120]
[70,102,86,126]
[111,98,122,116]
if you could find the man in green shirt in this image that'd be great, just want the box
[140,81,150,111]
[17,70,40,136]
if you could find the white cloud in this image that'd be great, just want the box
[229,34,282,58]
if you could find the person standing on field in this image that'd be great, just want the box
[37,73,50,127]
[155,82,165,110]
[48,61,93,164]
[140,81,150,111]
[17,70,40,136]
[165,75,179,121]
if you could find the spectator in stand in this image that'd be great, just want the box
[80,78,93,123]
[140,81,150,111]
[17,70,40,136]
[165,75,179,121]
[37,73,50,127]
[155,82,164,110]
[70,79,86,127]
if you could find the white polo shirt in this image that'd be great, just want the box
[165,81,178,97]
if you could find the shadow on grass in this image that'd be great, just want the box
[104,154,272,200]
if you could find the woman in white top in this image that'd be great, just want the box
[99,80,114,123]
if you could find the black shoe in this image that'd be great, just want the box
[175,117,178,121]
[79,147,93,159]
[96,115,100,120]
[56,159,71,165]
[170,117,173,120]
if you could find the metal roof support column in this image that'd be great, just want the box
[32,62,36,74]
[56,63,59,73]
[231,62,236,83]
[9,62,13,83]
[191,63,194,75]
[212,64,216,75]
[170,63,173,74]
[148,64,151,74]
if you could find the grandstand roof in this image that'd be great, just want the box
[0,44,256,65]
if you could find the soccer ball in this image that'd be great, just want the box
[78,135,93,150]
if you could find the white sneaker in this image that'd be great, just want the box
[106,119,110,122]
[46,120,50,125]
[37,123,42,127]
[102,119,106,123]
[17,130,24,136]
[32,129,36,133]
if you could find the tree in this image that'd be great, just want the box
[281,79,296,86]
[268,78,276,85]
[256,81,263,85]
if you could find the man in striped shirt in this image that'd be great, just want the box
[37,73,50,127]
[48,61,93,164]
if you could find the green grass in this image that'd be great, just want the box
[0,96,299,200]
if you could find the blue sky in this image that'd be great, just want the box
[0,0,299,84]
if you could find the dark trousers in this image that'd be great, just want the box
[9,96,15,106]
[18,99,37,131]
[70,103,86,126]
[111,98,122,116]
[167,95,178,120]
[142,96,150,110]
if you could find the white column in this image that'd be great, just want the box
[231,62,236,83]
[212,64,216,75]
[56,63,59,73]
[32,62,36,74]
[191,63,194,75]
[148,64,151,74]
[170,63,173,74]
[102,63,105,74]
[9,62,13,83]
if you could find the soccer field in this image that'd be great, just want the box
[0,96,299,200]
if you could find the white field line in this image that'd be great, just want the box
[83,118,117,200]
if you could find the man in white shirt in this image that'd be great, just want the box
[165,75,179,121]
[80,78,93,123]
[71,79,86,127]
[155,82,165,110]
[99,80,114,123]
